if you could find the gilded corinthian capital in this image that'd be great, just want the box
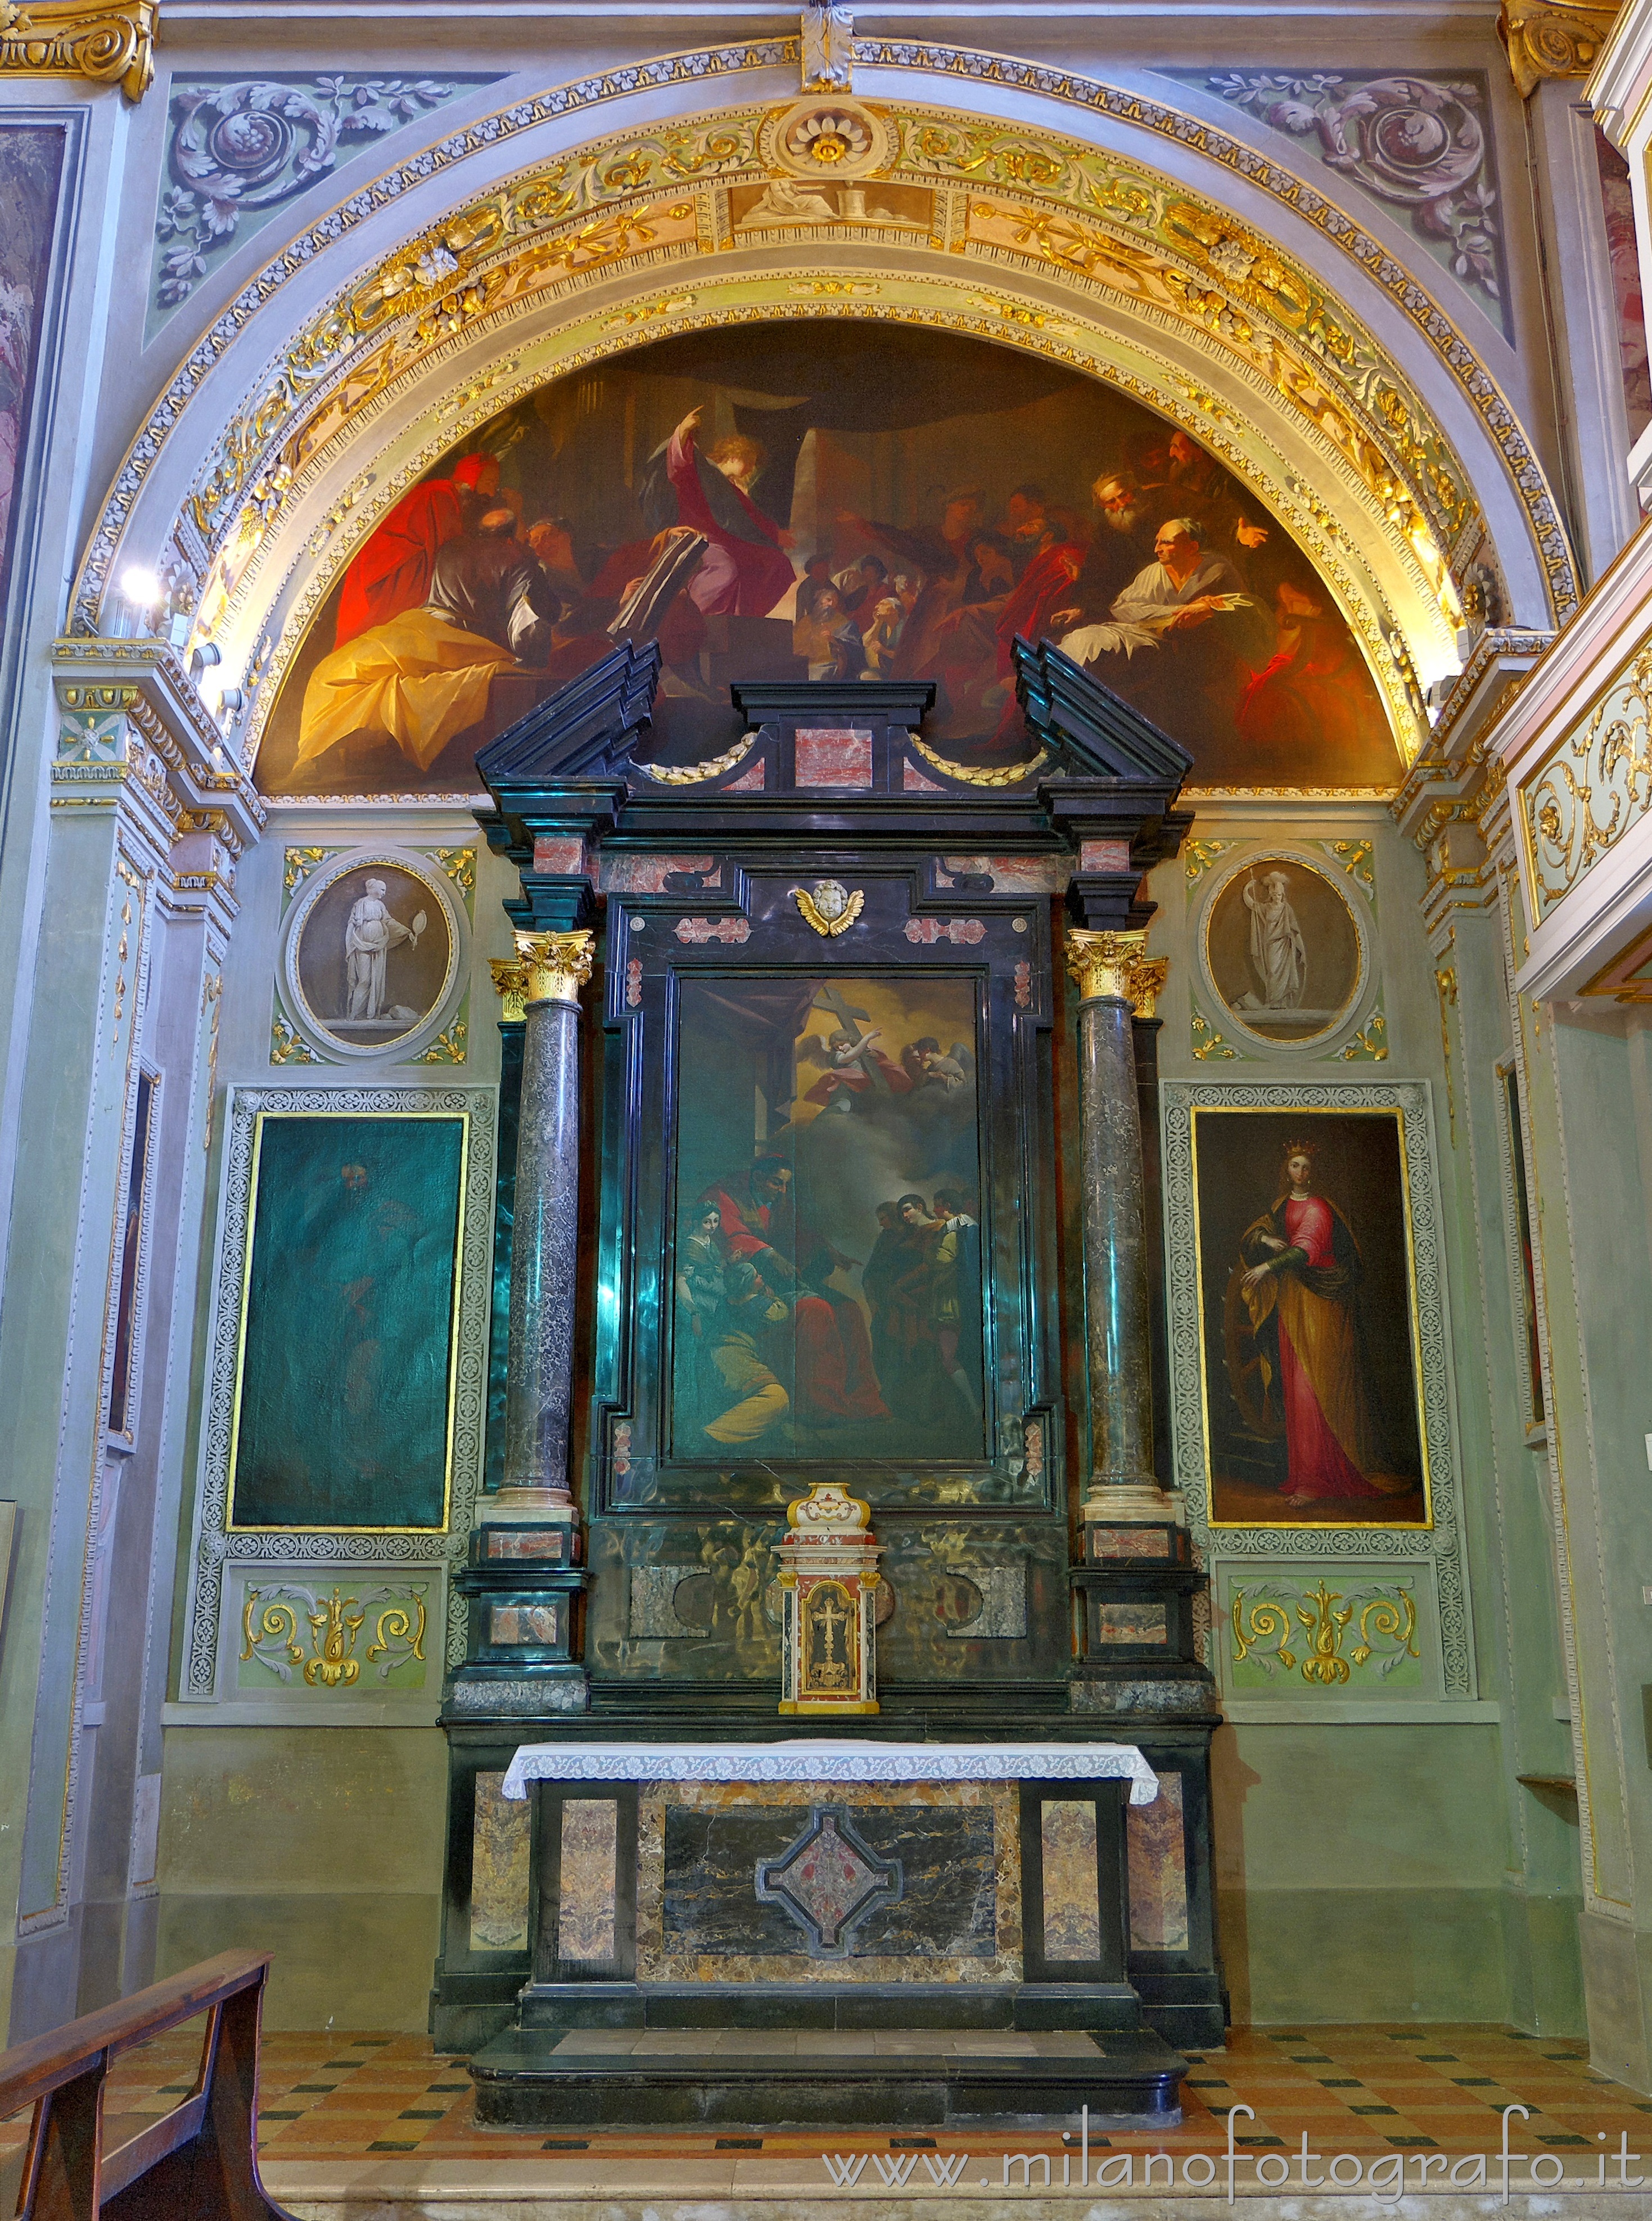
[487,959,530,1024]
[0,0,156,100]
[514,929,595,1008]
[1064,930,1168,1017]
[1498,0,1621,94]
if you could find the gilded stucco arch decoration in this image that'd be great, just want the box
[69,52,1575,782]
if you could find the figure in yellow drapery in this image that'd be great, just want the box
[298,510,558,772]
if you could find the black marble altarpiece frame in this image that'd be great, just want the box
[471,647,1194,1710]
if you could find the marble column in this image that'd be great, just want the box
[489,929,594,1520]
[1064,929,1173,1522]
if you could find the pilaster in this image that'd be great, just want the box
[1450,540,1652,2069]
[0,642,263,2033]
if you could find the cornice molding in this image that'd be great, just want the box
[1393,628,1554,914]
[1586,0,1652,138]
[51,638,267,859]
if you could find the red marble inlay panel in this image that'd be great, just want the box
[1087,1527,1172,1560]
[796,727,873,789]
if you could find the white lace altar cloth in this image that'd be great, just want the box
[500,1738,1158,1804]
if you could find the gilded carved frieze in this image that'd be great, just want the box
[1498,0,1622,98]
[854,41,1573,615]
[178,100,1473,598]
[0,0,154,100]
[238,1577,430,1690]
[1227,1574,1423,1689]
[71,53,1578,657]
[163,101,1489,785]
[1522,645,1652,922]
[70,39,801,636]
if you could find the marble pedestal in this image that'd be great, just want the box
[458,1742,1187,2129]
[449,1495,588,1718]
[1068,1522,1225,2049]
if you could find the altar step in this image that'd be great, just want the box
[468,2024,1185,2132]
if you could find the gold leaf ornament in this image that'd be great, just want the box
[792,880,864,936]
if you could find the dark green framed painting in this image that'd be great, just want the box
[228,1111,468,1531]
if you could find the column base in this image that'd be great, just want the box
[1081,1483,1182,1525]
[1069,1534,1218,1726]
[481,1487,576,1524]
[443,1665,590,1720]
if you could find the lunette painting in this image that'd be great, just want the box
[0,127,66,622]
[670,973,985,1465]
[228,1112,467,1530]
[256,323,1401,797]
[1190,1107,1429,1529]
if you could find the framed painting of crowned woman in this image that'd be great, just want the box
[1185,1103,1432,1530]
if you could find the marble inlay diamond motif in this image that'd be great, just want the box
[753,1805,901,1957]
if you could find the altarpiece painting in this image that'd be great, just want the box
[671,973,985,1465]
[588,856,1057,1528]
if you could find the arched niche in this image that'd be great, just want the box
[72,67,1573,788]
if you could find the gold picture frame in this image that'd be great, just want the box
[225,1107,471,1534]
[1188,1103,1433,1531]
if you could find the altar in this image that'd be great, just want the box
[427,646,1225,2129]
[466,1739,1185,2129]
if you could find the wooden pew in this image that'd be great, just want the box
[0,1949,296,2219]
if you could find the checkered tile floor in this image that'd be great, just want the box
[4,2021,1648,2195]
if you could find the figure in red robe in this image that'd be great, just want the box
[1234,580,1396,781]
[639,406,795,619]
[333,452,500,648]
[994,529,1086,678]
[699,1158,890,1425]
[1236,1142,1414,1504]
